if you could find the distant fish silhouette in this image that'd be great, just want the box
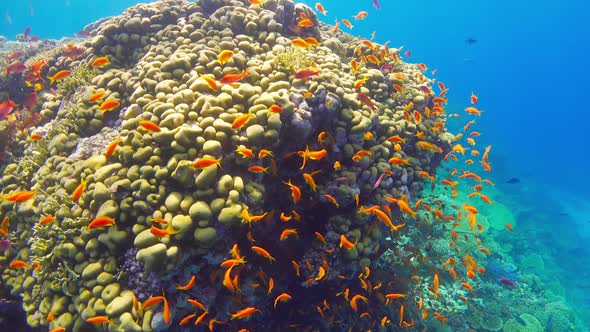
[513,314,527,326]
[506,177,520,184]
[466,37,477,45]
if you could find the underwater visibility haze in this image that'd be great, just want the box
[0,0,589,331]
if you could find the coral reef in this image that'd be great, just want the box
[1,0,582,331]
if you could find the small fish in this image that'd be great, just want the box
[291,38,310,49]
[506,177,520,184]
[87,216,116,230]
[139,120,161,132]
[339,234,356,250]
[357,93,377,111]
[251,245,276,262]
[324,194,339,207]
[3,190,36,203]
[372,0,381,10]
[235,145,254,158]
[30,60,48,72]
[283,180,301,204]
[23,92,38,110]
[86,316,112,325]
[192,157,222,169]
[498,277,516,287]
[341,19,354,29]
[274,293,292,308]
[0,99,17,120]
[39,215,56,225]
[105,138,122,159]
[219,68,249,85]
[232,113,252,129]
[71,179,88,202]
[5,62,27,75]
[248,166,269,174]
[88,91,106,104]
[217,50,234,65]
[91,56,110,68]
[298,18,314,28]
[9,260,30,268]
[150,225,179,238]
[176,275,197,290]
[315,3,327,15]
[465,106,482,115]
[470,92,478,104]
[294,68,320,80]
[99,99,120,112]
[48,70,72,84]
[230,307,262,320]
[353,11,368,20]
[200,74,219,91]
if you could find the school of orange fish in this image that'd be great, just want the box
[0,1,512,331]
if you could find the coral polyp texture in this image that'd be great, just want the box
[0,0,465,331]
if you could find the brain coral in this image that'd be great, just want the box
[0,0,454,331]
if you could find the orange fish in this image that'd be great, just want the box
[232,113,251,129]
[49,328,65,332]
[324,194,339,207]
[353,11,368,20]
[179,313,197,326]
[48,70,71,84]
[315,3,327,15]
[139,120,161,132]
[470,92,478,104]
[3,190,36,203]
[339,234,356,250]
[192,157,222,169]
[9,260,30,269]
[274,293,293,308]
[86,316,112,324]
[150,225,179,238]
[341,19,354,29]
[298,18,314,27]
[99,99,120,112]
[219,68,249,85]
[71,179,88,202]
[302,171,320,192]
[105,138,122,159]
[283,180,301,204]
[465,107,482,116]
[231,307,261,320]
[248,166,269,174]
[217,50,234,65]
[141,295,164,312]
[89,91,106,103]
[91,56,110,68]
[294,68,320,80]
[388,157,411,165]
[505,223,513,231]
[39,215,56,225]
[251,245,276,262]
[291,38,310,49]
[87,216,116,230]
[235,145,254,159]
[200,74,219,91]
[280,228,298,241]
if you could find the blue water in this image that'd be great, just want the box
[2,0,589,329]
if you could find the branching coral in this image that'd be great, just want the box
[272,46,311,73]
[56,65,95,96]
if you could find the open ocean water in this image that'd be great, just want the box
[1,0,589,331]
